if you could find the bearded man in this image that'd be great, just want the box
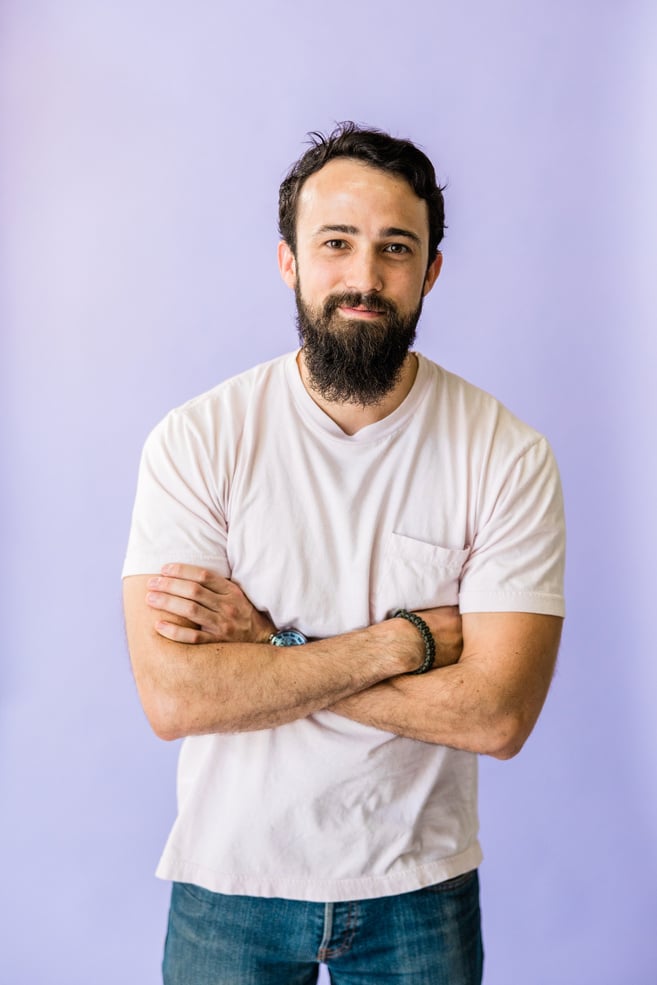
[123,123,565,985]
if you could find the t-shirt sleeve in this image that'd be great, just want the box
[122,409,230,578]
[458,435,566,616]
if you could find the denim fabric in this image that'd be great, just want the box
[162,870,483,984]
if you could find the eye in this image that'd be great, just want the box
[325,239,348,250]
[384,242,410,255]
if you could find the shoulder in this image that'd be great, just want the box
[145,352,294,454]
[416,353,552,464]
[172,351,292,424]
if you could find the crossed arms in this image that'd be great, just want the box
[123,564,562,759]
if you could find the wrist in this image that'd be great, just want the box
[378,616,426,674]
[254,612,277,644]
[392,609,436,674]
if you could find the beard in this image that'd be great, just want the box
[295,285,423,406]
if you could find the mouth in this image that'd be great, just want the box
[337,305,385,319]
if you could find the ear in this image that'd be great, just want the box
[422,251,443,297]
[278,240,297,290]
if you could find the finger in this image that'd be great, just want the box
[154,620,220,645]
[147,590,215,626]
[160,563,232,592]
[147,576,227,610]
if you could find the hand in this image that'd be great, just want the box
[411,605,463,669]
[146,563,275,645]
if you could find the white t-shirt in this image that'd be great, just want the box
[123,351,565,902]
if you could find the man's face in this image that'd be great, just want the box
[278,158,442,405]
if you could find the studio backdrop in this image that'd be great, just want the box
[1,2,655,983]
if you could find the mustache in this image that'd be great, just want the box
[322,292,399,318]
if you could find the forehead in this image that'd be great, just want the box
[296,158,429,241]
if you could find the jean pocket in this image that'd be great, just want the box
[177,881,224,905]
[425,869,478,894]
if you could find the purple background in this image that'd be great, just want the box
[2,2,656,982]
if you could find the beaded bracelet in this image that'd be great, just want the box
[393,609,436,675]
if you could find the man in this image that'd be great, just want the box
[123,122,565,984]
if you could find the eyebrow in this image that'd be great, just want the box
[314,224,422,246]
[382,226,422,246]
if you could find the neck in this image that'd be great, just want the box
[296,351,419,436]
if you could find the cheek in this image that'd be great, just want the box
[390,272,426,307]
[303,265,341,300]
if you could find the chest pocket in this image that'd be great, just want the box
[374,533,470,618]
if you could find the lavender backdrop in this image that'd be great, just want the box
[2,2,655,983]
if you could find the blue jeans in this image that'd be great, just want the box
[162,870,483,984]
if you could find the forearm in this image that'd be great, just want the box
[331,612,563,759]
[330,663,509,754]
[129,567,560,754]
[128,573,465,741]
[126,600,424,739]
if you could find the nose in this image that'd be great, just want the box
[344,247,383,294]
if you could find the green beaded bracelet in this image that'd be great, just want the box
[393,609,436,675]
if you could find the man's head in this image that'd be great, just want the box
[278,123,445,405]
[278,122,446,264]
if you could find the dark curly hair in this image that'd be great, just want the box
[278,122,445,267]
